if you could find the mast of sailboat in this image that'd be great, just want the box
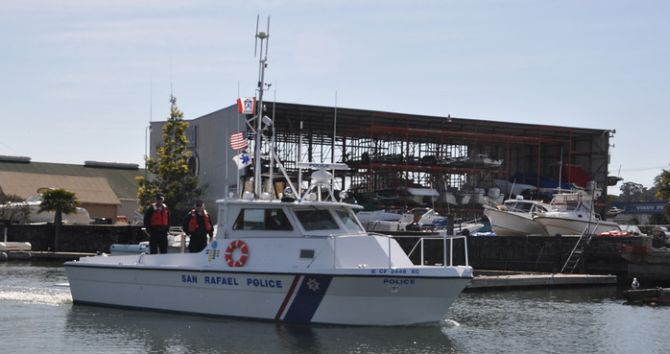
[253,15,270,197]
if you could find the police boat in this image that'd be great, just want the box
[65,164,472,325]
[64,21,472,325]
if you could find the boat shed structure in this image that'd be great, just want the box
[151,101,614,218]
[0,156,143,222]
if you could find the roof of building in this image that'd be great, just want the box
[0,158,143,201]
[0,171,120,205]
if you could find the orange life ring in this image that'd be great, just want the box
[225,240,249,267]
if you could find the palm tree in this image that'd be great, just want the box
[39,188,79,252]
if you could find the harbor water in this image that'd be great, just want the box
[1,262,668,354]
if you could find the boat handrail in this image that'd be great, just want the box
[349,232,470,268]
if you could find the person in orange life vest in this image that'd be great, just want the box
[143,193,170,254]
[182,199,213,253]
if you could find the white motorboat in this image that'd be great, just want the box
[397,186,440,205]
[359,207,482,235]
[483,197,550,236]
[65,189,472,325]
[493,179,537,198]
[355,209,403,232]
[470,153,503,168]
[533,189,621,236]
[64,29,472,326]
[0,194,91,225]
[357,207,448,233]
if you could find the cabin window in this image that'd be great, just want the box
[233,208,293,231]
[295,209,339,231]
[335,209,364,232]
[300,249,315,259]
[513,202,532,212]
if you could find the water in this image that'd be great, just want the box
[1,262,668,354]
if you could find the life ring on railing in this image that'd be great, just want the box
[225,239,249,267]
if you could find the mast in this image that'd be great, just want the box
[253,16,270,197]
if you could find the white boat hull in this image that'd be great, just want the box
[65,262,470,326]
[533,216,621,236]
[483,207,547,236]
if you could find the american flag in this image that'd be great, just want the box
[230,131,248,150]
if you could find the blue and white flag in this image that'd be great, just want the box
[232,152,252,170]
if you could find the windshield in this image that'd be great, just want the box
[294,209,339,231]
[335,209,365,233]
[233,208,293,231]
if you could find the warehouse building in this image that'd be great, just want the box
[150,101,614,219]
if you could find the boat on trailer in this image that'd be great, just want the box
[64,21,472,326]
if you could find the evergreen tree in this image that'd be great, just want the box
[136,95,201,223]
[654,168,670,222]
[38,188,79,252]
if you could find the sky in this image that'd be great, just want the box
[1,0,669,195]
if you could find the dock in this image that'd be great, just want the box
[469,272,617,290]
[1,251,96,262]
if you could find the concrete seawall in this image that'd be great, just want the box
[2,224,144,253]
[395,234,651,276]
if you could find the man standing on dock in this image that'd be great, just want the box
[144,193,170,254]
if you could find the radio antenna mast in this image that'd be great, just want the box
[253,15,270,197]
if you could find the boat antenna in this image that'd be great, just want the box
[332,90,337,164]
[253,15,270,197]
[267,87,276,197]
[298,120,303,192]
[557,145,563,193]
[332,90,337,191]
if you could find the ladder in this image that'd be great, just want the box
[560,220,601,273]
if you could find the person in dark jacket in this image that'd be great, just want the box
[182,200,214,253]
[143,193,170,254]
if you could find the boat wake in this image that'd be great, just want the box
[0,286,72,305]
[439,318,461,334]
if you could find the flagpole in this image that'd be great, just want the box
[236,82,241,197]
[253,18,270,197]
[267,88,275,197]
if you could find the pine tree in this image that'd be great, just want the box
[136,96,202,223]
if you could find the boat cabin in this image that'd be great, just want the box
[218,200,366,239]
[503,199,549,214]
[549,192,594,213]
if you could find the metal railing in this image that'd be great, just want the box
[331,232,469,269]
[400,234,469,267]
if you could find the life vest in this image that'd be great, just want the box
[150,204,169,227]
[188,210,213,233]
